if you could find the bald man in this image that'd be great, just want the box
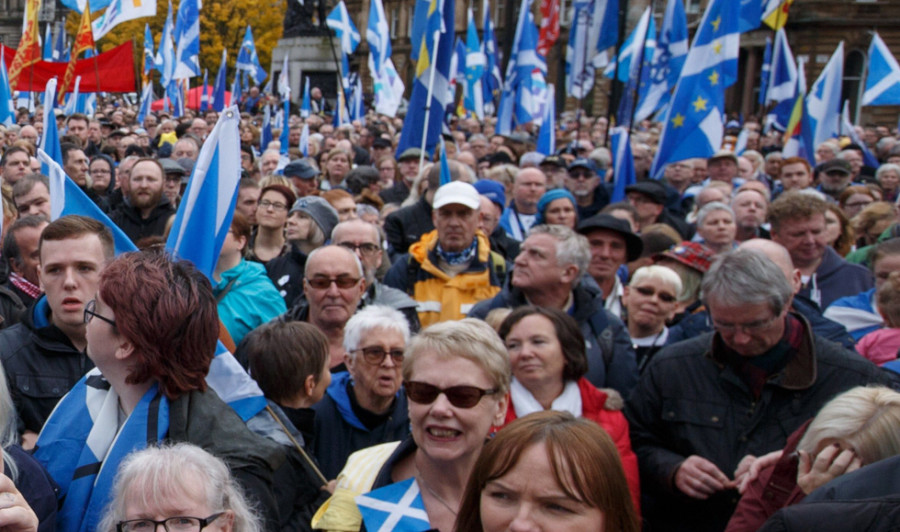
[499,167,547,241]
[738,239,854,349]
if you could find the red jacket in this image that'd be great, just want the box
[499,377,641,513]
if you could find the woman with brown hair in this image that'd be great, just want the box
[455,410,639,532]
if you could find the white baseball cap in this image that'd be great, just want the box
[432,181,481,210]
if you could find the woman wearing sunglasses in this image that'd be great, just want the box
[497,307,640,513]
[621,265,683,373]
[312,319,509,532]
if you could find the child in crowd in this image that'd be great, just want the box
[856,271,900,365]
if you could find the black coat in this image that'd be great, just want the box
[383,196,433,260]
[109,198,175,244]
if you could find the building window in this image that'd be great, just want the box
[843,49,866,122]
[390,5,399,38]
[685,0,702,14]
[408,4,414,38]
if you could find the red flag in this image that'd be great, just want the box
[8,0,42,87]
[59,1,96,104]
[537,0,559,57]
[1,41,135,93]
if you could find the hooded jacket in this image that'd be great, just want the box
[215,259,287,347]
[799,247,874,310]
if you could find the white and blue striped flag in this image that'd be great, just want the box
[327,1,361,55]
[634,0,688,122]
[764,28,797,131]
[806,41,843,149]
[464,7,485,120]
[155,0,176,86]
[173,0,200,79]
[481,0,502,114]
[536,84,556,156]
[862,32,900,106]
[236,25,267,84]
[366,0,404,116]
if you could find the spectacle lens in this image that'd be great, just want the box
[404,381,497,409]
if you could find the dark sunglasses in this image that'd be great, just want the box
[305,276,361,289]
[404,381,498,409]
[353,346,404,365]
[634,285,677,303]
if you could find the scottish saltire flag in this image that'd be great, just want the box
[212,49,227,111]
[841,101,879,168]
[762,0,793,30]
[613,8,655,128]
[565,0,618,99]
[0,50,14,127]
[173,0,200,79]
[155,0,175,86]
[782,58,815,165]
[763,29,796,131]
[395,0,454,157]
[357,478,429,532]
[450,37,464,94]
[200,68,209,111]
[40,79,63,174]
[63,76,81,115]
[634,0,687,122]
[604,7,654,83]
[738,0,762,32]
[54,26,69,62]
[136,81,153,124]
[230,70,242,107]
[327,1,361,55]
[649,0,740,178]
[43,24,53,61]
[806,42,843,149]
[497,5,548,134]
[167,80,185,118]
[301,77,310,118]
[236,26,267,84]
[734,126,749,155]
[366,0,404,117]
[299,123,309,157]
[464,8,485,120]
[758,36,772,105]
[92,0,157,40]
[277,53,290,99]
[481,0,502,113]
[610,127,637,202]
[536,84,555,156]
[863,33,900,106]
[260,104,273,151]
[349,74,364,123]
[279,99,290,155]
[143,24,155,74]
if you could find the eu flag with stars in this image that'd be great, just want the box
[649,0,739,178]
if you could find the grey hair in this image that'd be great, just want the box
[527,224,590,276]
[356,203,380,219]
[97,443,261,532]
[876,163,900,181]
[342,305,411,356]
[304,245,364,278]
[701,248,793,314]
[696,201,735,227]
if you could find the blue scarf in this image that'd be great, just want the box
[435,238,478,266]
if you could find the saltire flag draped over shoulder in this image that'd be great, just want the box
[634,0,687,123]
[173,0,200,79]
[59,1,95,104]
[212,49,227,112]
[497,2,548,134]
[0,49,15,127]
[610,126,637,202]
[566,0,618,100]
[395,0,454,157]
[762,0,793,30]
[763,28,796,131]
[649,0,740,178]
[806,41,843,149]
[8,0,42,86]
[537,0,559,57]
[92,0,158,41]
[464,7,485,120]
[480,0,502,114]
[862,33,900,106]
[326,1,361,55]
[366,0,404,117]
[236,26,267,84]
[142,23,155,75]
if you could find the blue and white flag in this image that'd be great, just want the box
[451,37,465,94]
[863,32,900,106]
[200,68,209,112]
[536,84,556,156]
[782,57,814,165]
[327,1,361,55]
[142,23,155,75]
[763,28,796,131]
[481,0,502,114]
[0,49,14,127]
[301,77,310,118]
[439,137,452,185]
[497,2,547,133]
[395,0,454,157]
[604,6,654,83]
[60,0,112,13]
[54,26,69,62]
[92,0,158,41]
[63,76,81,115]
[614,7,655,128]
[464,7,485,120]
[649,0,740,178]
[136,81,153,124]
[366,0,403,117]
[43,24,53,61]
[634,0,688,122]
[155,0,176,86]
[260,104,273,152]
[212,49,227,112]
[357,478,430,532]
[166,105,242,280]
[299,123,309,157]
[841,100,879,168]
[40,79,63,174]
[279,98,290,155]
[167,80,184,118]
[230,70,242,108]
[565,0,619,99]
[738,0,763,32]
[610,127,637,202]
[277,53,290,99]
[758,36,772,105]
[173,0,200,79]
[806,41,843,149]
[236,25,267,84]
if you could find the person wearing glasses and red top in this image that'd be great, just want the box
[312,319,509,532]
[310,305,412,482]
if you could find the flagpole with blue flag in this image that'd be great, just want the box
[212,49,227,112]
[40,79,63,174]
[236,25,268,85]
[366,0,404,117]
[758,36,772,106]
[156,0,175,86]
[301,77,310,118]
[763,28,797,132]
[200,69,209,112]
[806,41,843,149]
[260,103,273,152]
[173,0,200,79]
[137,81,154,124]
[0,49,14,127]
[143,23,155,75]
[278,55,291,160]
[841,100,879,168]
[649,0,740,178]
[609,126,637,202]
[863,32,900,106]
[635,0,688,123]
[464,7,485,120]
[439,137,451,186]
[325,0,360,119]
[481,0,502,115]
[536,84,556,156]
[43,24,53,61]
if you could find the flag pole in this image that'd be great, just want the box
[628,0,655,136]
[418,23,443,173]
[324,30,351,121]
[605,0,630,147]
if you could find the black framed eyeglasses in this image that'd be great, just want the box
[353,346,404,365]
[116,512,225,532]
[337,242,381,256]
[404,381,498,409]
[84,299,116,327]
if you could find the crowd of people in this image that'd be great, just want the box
[0,92,898,532]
